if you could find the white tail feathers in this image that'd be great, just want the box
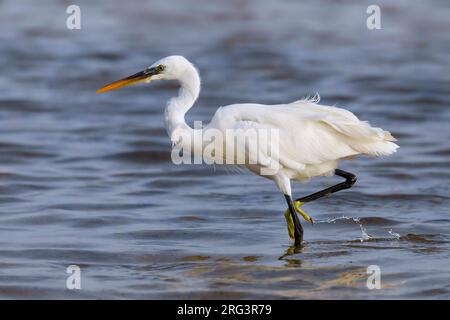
[349,127,399,156]
[355,139,399,156]
[320,118,399,157]
[383,131,397,142]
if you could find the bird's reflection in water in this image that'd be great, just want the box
[278,244,304,265]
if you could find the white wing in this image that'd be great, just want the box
[206,99,398,170]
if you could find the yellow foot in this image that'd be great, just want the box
[284,201,314,240]
[284,209,295,240]
[294,200,314,225]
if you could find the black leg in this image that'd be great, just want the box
[296,169,357,204]
[284,194,303,246]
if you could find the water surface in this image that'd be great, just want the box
[0,0,449,299]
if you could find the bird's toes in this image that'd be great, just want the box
[295,201,314,225]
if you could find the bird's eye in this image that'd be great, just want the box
[156,65,165,72]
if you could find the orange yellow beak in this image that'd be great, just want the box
[96,70,151,94]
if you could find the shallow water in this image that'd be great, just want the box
[0,0,449,299]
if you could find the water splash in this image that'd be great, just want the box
[316,215,359,224]
[316,215,372,242]
[388,229,401,240]
[358,221,372,242]
[316,216,404,242]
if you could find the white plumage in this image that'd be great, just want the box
[206,97,398,194]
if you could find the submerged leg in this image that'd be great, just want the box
[284,194,303,246]
[294,169,357,223]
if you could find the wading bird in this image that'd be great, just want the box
[97,55,398,246]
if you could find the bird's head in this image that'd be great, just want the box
[96,55,193,94]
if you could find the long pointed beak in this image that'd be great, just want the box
[96,70,151,94]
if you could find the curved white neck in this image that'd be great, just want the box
[164,65,200,142]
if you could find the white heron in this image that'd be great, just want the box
[97,55,399,246]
